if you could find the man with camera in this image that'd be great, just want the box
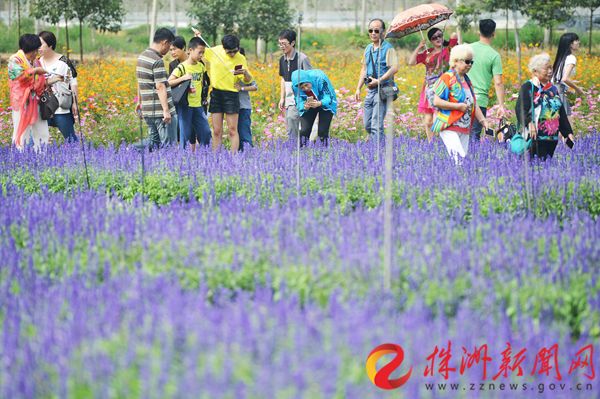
[354,19,398,139]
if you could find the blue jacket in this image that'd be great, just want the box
[291,69,337,115]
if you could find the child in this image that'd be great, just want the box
[236,48,257,151]
[168,37,211,151]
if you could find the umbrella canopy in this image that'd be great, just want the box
[386,3,453,39]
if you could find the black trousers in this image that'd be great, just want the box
[530,140,558,160]
[299,108,334,146]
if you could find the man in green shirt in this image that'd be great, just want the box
[467,19,507,142]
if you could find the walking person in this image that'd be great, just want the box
[278,29,312,142]
[236,47,257,151]
[517,53,575,160]
[291,69,337,147]
[136,27,178,149]
[204,34,253,153]
[431,44,489,164]
[467,19,507,142]
[355,18,399,139]
[8,33,50,152]
[552,33,584,129]
[168,37,211,151]
[408,27,458,141]
[38,31,78,143]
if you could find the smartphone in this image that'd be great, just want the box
[304,89,317,99]
[485,128,494,136]
[566,137,574,149]
[234,65,243,71]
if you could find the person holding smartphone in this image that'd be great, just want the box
[291,69,337,147]
[203,34,253,153]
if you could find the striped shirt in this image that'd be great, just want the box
[136,48,175,118]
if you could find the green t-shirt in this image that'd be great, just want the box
[467,41,502,108]
[172,60,205,108]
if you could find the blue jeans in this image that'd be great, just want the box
[144,114,178,149]
[175,105,185,149]
[470,106,487,142]
[178,106,210,148]
[238,108,253,151]
[363,89,389,139]
[48,113,77,143]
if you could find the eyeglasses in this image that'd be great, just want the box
[225,48,239,55]
[431,34,443,40]
[460,59,475,65]
[278,41,290,47]
[368,29,380,34]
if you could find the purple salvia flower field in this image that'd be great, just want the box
[1,137,599,398]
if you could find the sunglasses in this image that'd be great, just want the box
[431,34,443,40]
[368,29,381,34]
[461,59,474,65]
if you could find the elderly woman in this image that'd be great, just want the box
[8,34,52,151]
[431,44,488,164]
[516,53,575,160]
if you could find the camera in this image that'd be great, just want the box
[364,76,373,85]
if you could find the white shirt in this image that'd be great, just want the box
[40,57,76,114]
[557,54,577,82]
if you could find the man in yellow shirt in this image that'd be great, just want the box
[204,34,253,153]
[168,37,211,151]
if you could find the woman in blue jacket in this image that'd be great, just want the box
[291,69,337,146]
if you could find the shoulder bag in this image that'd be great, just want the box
[171,64,190,107]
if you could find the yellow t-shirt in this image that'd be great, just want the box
[204,45,252,92]
[171,61,206,108]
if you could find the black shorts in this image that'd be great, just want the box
[209,89,240,114]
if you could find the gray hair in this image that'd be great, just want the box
[528,53,552,73]
[449,44,473,68]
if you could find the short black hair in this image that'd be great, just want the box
[368,18,386,31]
[222,34,240,50]
[278,29,296,46]
[19,34,42,53]
[38,31,57,50]
[188,37,206,49]
[479,19,496,38]
[171,36,186,50]
[153,27,175,44]
[239,47,245,56]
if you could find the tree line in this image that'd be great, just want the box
[455,0,600,54]
[3,0,292,62]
